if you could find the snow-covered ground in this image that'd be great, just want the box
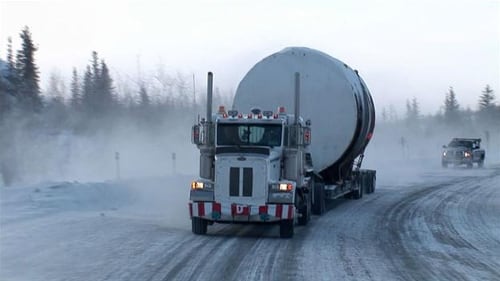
[1,161,499,281]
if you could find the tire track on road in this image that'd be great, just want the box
[380,171,500,281]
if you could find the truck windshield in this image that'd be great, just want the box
[448,140,473,148]
[217,124,282,147]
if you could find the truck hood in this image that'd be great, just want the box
[446,146,470,152]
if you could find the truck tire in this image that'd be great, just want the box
[371,174,376,193]
[280,219,294,238]
[365,173,375,194]
[311,180,325,215]
[467,162,473,169]
[352,179,363,200]
[297,193,311,225]
[192,217,208,235]
[478,160,484,168]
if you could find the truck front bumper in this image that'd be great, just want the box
[189,201,294,223]
[442,157,472,165]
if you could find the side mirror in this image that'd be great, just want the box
[192,125,202,145]
[303,127,311,145]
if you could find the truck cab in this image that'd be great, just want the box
[189,105,312,238]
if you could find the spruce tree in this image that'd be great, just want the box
[405,99,412,121]
[81,65,93,114]
[4,37,19,105]
[478,85,495,110]
[15,26,42,112]
[139,84,150,108]
[96,59,115,113]
[405,97,420,125]
[443,87,460,126]
[477,85,496,125]
[0,59,8,120]
[70,68,81,110]
[411,97,420,119]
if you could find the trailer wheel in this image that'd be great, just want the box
[371,174,376,193]
[192,217,208,235]
[280,219,294,238]
[352,179,363,200]
[362,173,370,194]
[311,180,325,215]
[365,173,376,194]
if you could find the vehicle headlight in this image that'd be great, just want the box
[270,182,294,192]
[279,183,293,192]
[464,151,472,158]
[191,181,214,190]
[443,151,447,157]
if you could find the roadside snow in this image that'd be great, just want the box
[0,175,193,281]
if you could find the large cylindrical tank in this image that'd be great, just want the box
[233,47,375,183]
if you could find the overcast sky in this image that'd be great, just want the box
[1,0,499,114]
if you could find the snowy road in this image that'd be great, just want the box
[1,165,500,281]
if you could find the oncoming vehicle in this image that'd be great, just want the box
[441,138,485,168]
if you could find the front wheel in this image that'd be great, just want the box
[192,217,208,235]
[297,192,311,226]
[478,160,484,168]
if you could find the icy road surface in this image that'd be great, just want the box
[1,165,500,281]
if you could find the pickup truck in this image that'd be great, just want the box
[441,138,485,168]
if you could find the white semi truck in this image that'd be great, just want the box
[189,47,376,238]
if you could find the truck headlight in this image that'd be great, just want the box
[464,151,471,158]
[442,151,447,157]
[191,181,213,190]
[279,183,293,191]
[270,182,294,192]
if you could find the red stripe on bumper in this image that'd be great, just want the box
[198,202,205,216]
[276,204,283,218]
[287,204,293,219]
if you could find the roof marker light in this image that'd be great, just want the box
[218,105,226,114]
